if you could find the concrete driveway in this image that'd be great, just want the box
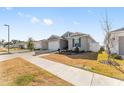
[0,52,124,86]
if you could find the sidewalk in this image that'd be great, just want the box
[0,52,124,86]
[21,53,124,86]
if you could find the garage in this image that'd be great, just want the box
[119,36,124,55]
[48,40,60,51]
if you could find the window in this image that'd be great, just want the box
[72,38,81,47]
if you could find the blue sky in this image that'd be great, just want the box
[0,7,124,45]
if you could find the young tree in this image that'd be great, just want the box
[101,12,113,63]
[0,39,5,48]
[11,40,18,48]
[27,38,34,51]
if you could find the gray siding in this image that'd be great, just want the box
[119,36,124,55]
[60,39,68,49]
[41,40,48,50]
[67,36,90,51]
[80,36,89,51]
[68,38,73,50]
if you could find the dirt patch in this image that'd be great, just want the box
[65,52,98,60]
[42,53,124,80]
[0,57,72,86]
[0,48,7,52]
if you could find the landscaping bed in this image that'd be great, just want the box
[42,52,124,80]
[0,57,72,86]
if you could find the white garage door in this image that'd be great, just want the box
[119,36,124,55]
[48,41,60,51]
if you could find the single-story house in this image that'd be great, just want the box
[0,43,3,48]
[61,31,74,38]
[33,39,48,50]
[7,41,27,49]
[0,40,4,48]
[48,35,68,51]
[33,41,41,49]
[66,32,100,52]
[16,42,27,49]
[41,39,48,50]
[108,28,124,55]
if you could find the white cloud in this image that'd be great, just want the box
[17,12,53,26]
[73,21,80,25]
[17,12,32,18]
[30,17,40,24]
[87,9,96,17]
[43,19,53,25]
[26,14,32,18]
[5,7,13,10]
[17,12,23,17]
[87,10,92,14]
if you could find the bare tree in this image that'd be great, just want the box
[101,11,113,63]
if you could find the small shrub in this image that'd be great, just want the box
[98,47,105,54]
[57,48,61,54]
[74,47,79,53]
[80,50,85,53]
[15,74,34,86]
[110,53,122,60]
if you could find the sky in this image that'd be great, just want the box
[0,7,124,45]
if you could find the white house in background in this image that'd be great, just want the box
[33,39,48,50]
[0,43,3,48]
[18,42,27,49]
[41,39,48,50]
[33,41,41,49]
[66,32,100,52]
[108,28,124,55]
[0,41,4,48]
[13,41,27,49]
[48,35,68,51]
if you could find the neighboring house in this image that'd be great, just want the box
[41,39,48,50]
[33,41,42,50]
[16,42,27,49]
[33,39,48,50]
[0,43,3,48]
[0,40,5,48]
[48,35,68,51]
[108,28,124,55]
[66,32,100,52]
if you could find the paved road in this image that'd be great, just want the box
[0,52,124,86]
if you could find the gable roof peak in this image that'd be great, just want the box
[48,35,62,40]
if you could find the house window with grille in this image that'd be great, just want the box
[72,38,81,47]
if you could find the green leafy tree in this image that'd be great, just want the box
[0,39,5,47]
[27,38,34,51]
[11,40,18,48]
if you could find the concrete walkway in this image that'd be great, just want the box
[0,52,124,86]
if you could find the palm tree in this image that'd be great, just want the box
[27,38,34,51]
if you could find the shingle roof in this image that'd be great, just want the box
[48,35,62,40]
[111,27,124,32]
[70,32,88,37]
[61,31,74,38]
